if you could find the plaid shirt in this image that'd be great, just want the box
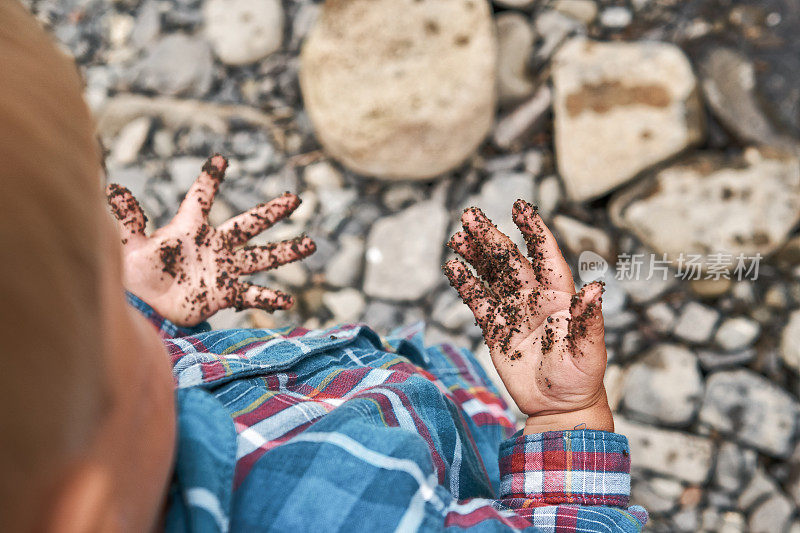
[128,294,647,532]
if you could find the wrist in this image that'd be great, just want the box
[523,389,614,434]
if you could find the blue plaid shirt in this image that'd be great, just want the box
[128,294,647,532]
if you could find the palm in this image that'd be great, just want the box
[444,202,606,417]
[107,155,315,327]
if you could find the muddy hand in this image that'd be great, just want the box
[443,200,613,433]
[106,154,315,327]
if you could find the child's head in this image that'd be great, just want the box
[1,2,176,530]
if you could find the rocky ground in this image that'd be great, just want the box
[26,0,800,530]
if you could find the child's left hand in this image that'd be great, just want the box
[106,154,315,327]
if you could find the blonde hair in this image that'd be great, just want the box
[0,1,106,529]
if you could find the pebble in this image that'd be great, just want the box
[131,0,161,50]
[495,13,535,104]
[780,309,800,373]
[615,415,713,484]
[715,316,760,351]
[631,476,683,514]
[432,289,476,331]
[324,235,365,289]
[552,0,597,24]
[552,37,702,201]
[749,492,793,533]
[599,6,632,28]
[551,215,612,259]
[168,157,207,192]
[492,86,552,150]
[713,442,757,494]
[364,200,448,301]
[204,0,283,65]
[645,302,676,334]
[535,175,561,219]
[699,369,800,458]
[129,34,213,97]
[622,344,703,426]
[110,116,151,165]
[323,288,366,324]
[610,148,800,269]
[304,161,343,190]
[533,10,583,69]
[300,0,496,180]
[106,165,150,201]
[673,302,719,344]
[696,348,756,372]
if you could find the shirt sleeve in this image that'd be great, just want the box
[126,292,212,339]
[495,429,648,532]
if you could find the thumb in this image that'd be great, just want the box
[565,281,607,371]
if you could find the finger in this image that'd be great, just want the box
[176,153,228,221]
[106,183,147,244]
[512,199,574,293]
[447,231,491,280]
[460,207,537,297]
[232,282,294,312]
[234,235,316,275]
[565,281,606,364]
[442,258,501,335]
[217,193,301,247]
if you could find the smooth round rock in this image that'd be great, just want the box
[300,0,496,180]
[204,0,284,65]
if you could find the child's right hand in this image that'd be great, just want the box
[443,201,613,434]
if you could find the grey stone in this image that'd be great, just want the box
[324,235,365,289]
[204,0,283,65]
[671,507,699,532]
[645,302,676,334]
[130,0,161,50]
[432,290,476,331]
[617,275,676,304]
[360,301,401,334]
[698,46,798,152]
[493,85,552,151]
[495,13,535,104]
[610,149,800,270]
[364,201,448,301]
[167,157,206,193]
[552,0,597,24]
[461,172,536,253]
[696,349,756,371]
[699,370,800,457]
[622,344,703,426]
[780,309,800,373]
[551,215,612,259]
[673,302,719,344]
[615,415,713,484]
[533,10,583,69]
[130,34,213,97]
[106,165,149,200]
[739,468,780,510]
[304,161,343,190]
[323,288,366,324]
[749,492,793,533]
[483,154,524,174]
[714,442,758,493]
[382,184,426,212]
[553,37,703,201]
[300,0,496,180]
[715,316,761,351]
[631,476,683,514]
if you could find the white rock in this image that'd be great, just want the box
[551,215,612,259]
[304,161,343,190]
[168,156,206,192]
[110,116,151,165]
[699,370,800,457]
[645,302,676,334]
[610,149,800,268]
[462,172,535,252]
[300,0,496,180]
[552,0,597,24]
[599,6,632,28]
[673,302,719,344]
[493,86,552,150]
[496,13,535,104]
[714,442,757,493]
[622,344,703,426]
[535,175,561,219]
[432,290,477,331]
[204,0,283,65]
[631,476,683,514]
[323,288,366,323]
[750,494,794,533]
[493,0,535,7]
[364,201,448,300]
[552,37,703,201]
[615,415,713,484]
[715,316,760,351]
[324,235,365,288]
[130,35,213,97]
[780,309,800,373]
[270,262,309,287]
[533,10,583,67]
